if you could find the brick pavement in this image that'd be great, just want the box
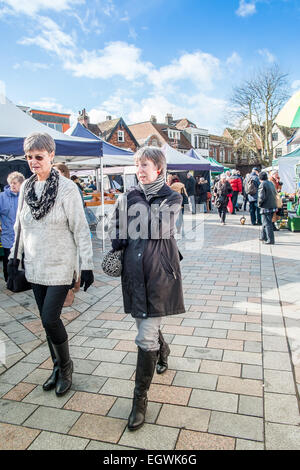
[0,210,300,450]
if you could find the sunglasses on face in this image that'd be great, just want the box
[25,154,46,161]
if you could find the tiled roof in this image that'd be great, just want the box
[128,121,192,150]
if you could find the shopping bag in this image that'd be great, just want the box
[227,195,233,214]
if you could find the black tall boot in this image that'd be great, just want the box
[43,336,59,391]
[52,339,73,396]
[128,347,158,431]
[156,329,170,375]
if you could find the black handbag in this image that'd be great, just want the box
[6,193,31,293]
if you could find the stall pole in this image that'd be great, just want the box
[100,156,105,251]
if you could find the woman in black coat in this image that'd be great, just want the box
[214,174,233,224]
[108,147,185,431]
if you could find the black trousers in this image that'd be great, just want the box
[218,207,226,223]
[231,191,239,214]
[2,247,11,282]
[31,283,70,345]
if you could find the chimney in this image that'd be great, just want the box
[165,113,173,126]
[78,108,90,127]
[150,115,157,123]
[106,115,112,121]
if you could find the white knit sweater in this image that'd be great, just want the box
[10,175,94,286]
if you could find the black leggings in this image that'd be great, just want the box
[218,207,226,223]
[32,283,70,345]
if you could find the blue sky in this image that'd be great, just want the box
[0,0,299,133]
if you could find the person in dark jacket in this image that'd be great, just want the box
[185,172,196,214]
[195,177,209,213]
[246,168,262,225]
[108,147,185,431]
[0,172,25,281]
[214,174,233,224]
[258,172,277,245]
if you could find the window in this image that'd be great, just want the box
[118,130,125,142]
[272,133,278,141]
[219,148,224,163]
[227,150,231,163]
[168,129,180,140]
[276,148,282,157]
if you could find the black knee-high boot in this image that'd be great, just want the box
[43,336,59,391]
[156,329,170,375]
[128,347,158,431]
[52,339,73,396]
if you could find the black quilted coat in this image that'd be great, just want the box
[109,184,185,319]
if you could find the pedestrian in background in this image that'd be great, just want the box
[9,132,94,397]
[258,171,277,245]
[214,173,233,225]
[229,170,242,215]
[170,176,188,233]
[0,172,25,282]
[196,177,209,213]
[185,172,196,214]
[246,168,262,225]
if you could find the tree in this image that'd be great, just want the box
[229,65,290,166]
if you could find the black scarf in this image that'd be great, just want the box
[24,167,59,220]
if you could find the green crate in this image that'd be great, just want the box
[288,216,300,232]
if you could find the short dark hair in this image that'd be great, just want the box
[259,171,268,181]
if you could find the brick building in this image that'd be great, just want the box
[18,106,70,133]
[209,134,234,167]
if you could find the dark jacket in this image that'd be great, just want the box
[258,180,277,209]
[196,182,210,204]
[214,180,233,210]
[109,184,185,319]
[185,176,196,196]
[246,172,260,202]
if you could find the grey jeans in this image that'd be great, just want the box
[135,317,162,352]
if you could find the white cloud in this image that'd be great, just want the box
[258,48,276,63]
[65,41,153,80]
[291,80,300,90]
[19,16,75,60]
[0,0,84,16]
[149,51,221,91]
[13,61,50,71]
[236,0,257,17]
[226,52,242,67]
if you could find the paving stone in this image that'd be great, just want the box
[64,391,116,416]
[263,351,292,371]
[93,362,135,380]
[23,406,80,433]
[173,370,217,390]
[100,378,135,398]
[223,350,262,365]
[189,389,238,413]
[264,393,300,425]
[235,439,264,450]
[27,431,89,450]
[171,335,208,348]
[148,383,191,405]
[3,382,36,401]
[217,376,263,397]
[86,348,127,363]
[238,395,264,417]
[209,411,264,441]
[265,422,300,450]
[69,413,127,443]
[86,441,135,450]
[157,404,210,432]
[119,423,179,450]
[23,385,74,408]
[264,370,296,394]
[185,346,223,361]
[0,399,38,425]
[176,429,235,450]
[0,423,41,450]
[0,361,39,385]
[168,356,201,372]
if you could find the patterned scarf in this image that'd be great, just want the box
[24,167,59,220]
[138,174,165,201]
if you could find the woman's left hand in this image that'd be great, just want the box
[80,270,94,291]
